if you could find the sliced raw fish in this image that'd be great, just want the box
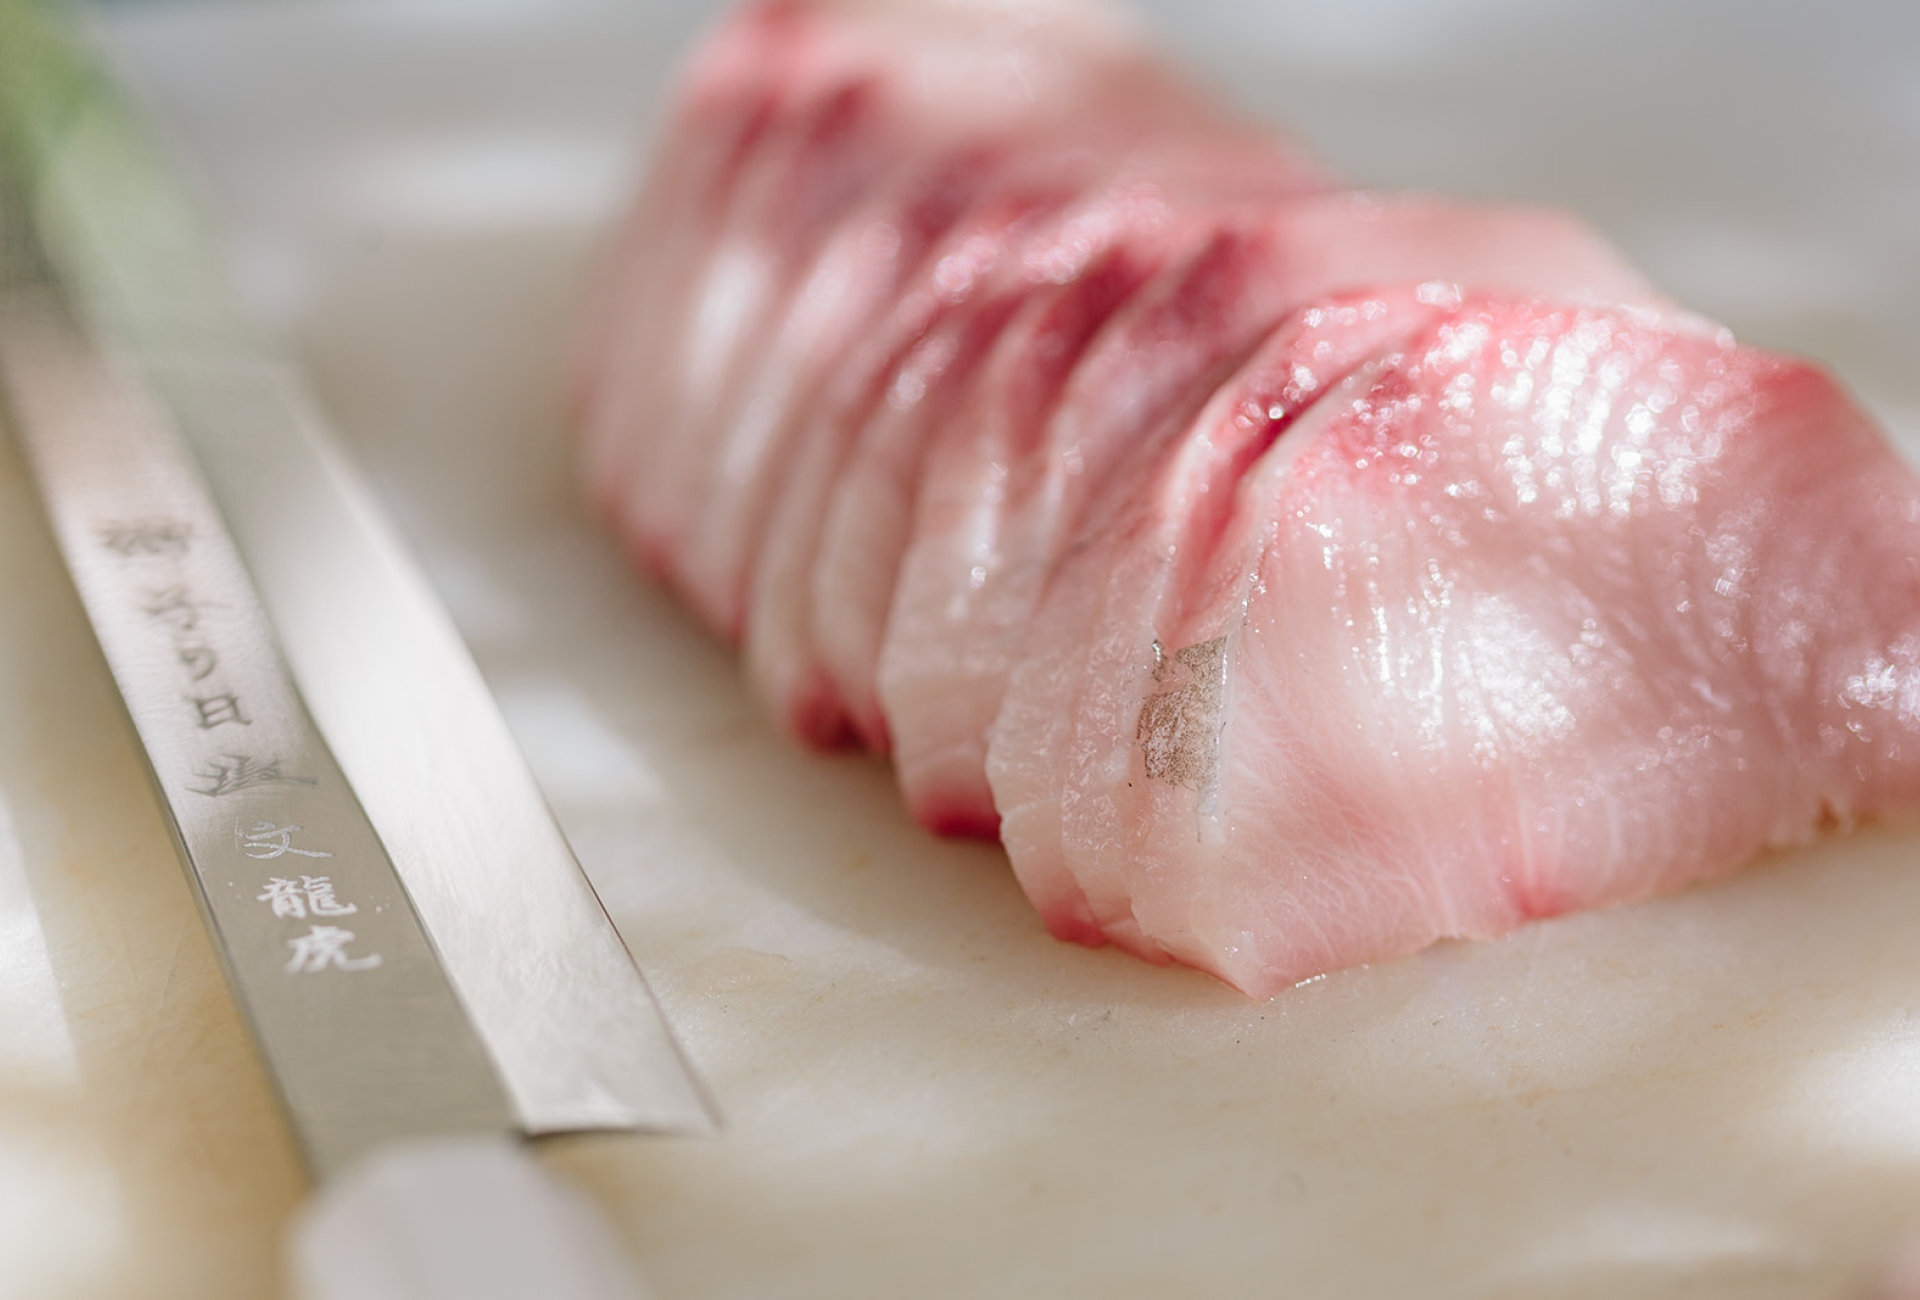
[747,125,1324,742]
[615,66,912,603]
[578,0,1920,995]
[581,0,1325,633]
[743,175,1183,745]
[989,297,1920,996]
[575,0,818,517]
[818,244,1171,751]
[659,140,1008,635]
[882,195,1666,836]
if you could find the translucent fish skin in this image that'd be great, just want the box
[988,298,1920,997]
[577,0,1920,994]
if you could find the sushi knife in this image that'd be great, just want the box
[0,1,715,1295]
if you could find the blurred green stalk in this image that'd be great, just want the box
[0,0,260,362]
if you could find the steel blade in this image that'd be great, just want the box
[0,0,715,1162]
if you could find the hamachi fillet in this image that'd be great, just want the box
[575,0,1920,995]
[880,195,1668,836]
[990,296,1920,995]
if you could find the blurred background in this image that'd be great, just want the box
[100,0,1920,446]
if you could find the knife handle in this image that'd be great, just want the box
[287,1137,648,1300]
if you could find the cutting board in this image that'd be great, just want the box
[2,2,1918,1297]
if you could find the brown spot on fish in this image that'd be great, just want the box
[1138,636,1228,788]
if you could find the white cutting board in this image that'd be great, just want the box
[1,2,1917,1297]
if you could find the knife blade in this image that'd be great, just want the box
[0,279,522,1174]
[0,0,714,1289]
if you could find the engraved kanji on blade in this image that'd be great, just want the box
[98,517,191,558]
[257,875,359,920]
[285,925,382,974]
[0,263,523,1180]
[176,641,218,681]
[141,582,216,633]
[189,692,250,729]
[189,753,315,797]
[238,820,332,861]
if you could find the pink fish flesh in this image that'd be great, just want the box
[575,0,1920,994]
